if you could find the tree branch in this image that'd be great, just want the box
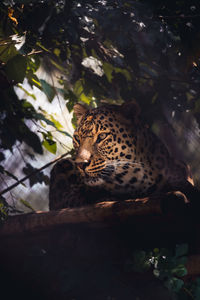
[1,194,200,277]
[0,152,70,196]
[0,197,162,236]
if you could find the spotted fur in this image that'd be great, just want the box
[49,102,193,209]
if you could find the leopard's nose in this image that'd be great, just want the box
[76,161,90,171]
[77,148,91,162]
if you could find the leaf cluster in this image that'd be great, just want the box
[1,0,200,150]
[131,244,200,299]
[0,0,200,208]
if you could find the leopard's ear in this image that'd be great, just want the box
[73,103,87,124]
[121,101,140,122]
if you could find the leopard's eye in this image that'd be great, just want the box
[96,132,108,143]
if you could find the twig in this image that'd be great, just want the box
[50,73,70,130]
[16,145,27,164]
[0,152,70,196]
[27,50,43,56]
[0,174,16,207]
[183,287,195,300]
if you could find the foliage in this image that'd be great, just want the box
[22,163,49,187]
[0,194,24,221]
[0,0,200,207]
[0,196,9,222]
[130,244,200,299]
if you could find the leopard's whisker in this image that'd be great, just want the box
[106,160,144,168]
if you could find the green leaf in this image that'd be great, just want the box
[172,265,187,277]
[63,90,78,112]
[153,248,160,255]
[0,43,18,63]
[80,92,91,104]
[41,132,57,155]
[73,80,83,96]
[102,62,113,82]
[73,80,92,104]
[114,67,132,81]
[165,277,184,292]
[132,250,151,272]
[4,55,27,83]
[42,138,57,154]
[0,197,9,222]
[20,199,35,212]
[48,115,63,130]
[33,112,72,138]
[66,98,76,112]
[153,269,160,277]
[53,48,61,57]
[27,73,42,89]
[17,84,36,100]
[40,79,55,102]
[19,124,43,154]
[26,55,40,74]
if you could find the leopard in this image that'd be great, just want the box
[49,101,196,210]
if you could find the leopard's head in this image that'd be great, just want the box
[73,102,140,190]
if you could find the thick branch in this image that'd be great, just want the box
[1,193,200,282]
[0,197,161,236]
